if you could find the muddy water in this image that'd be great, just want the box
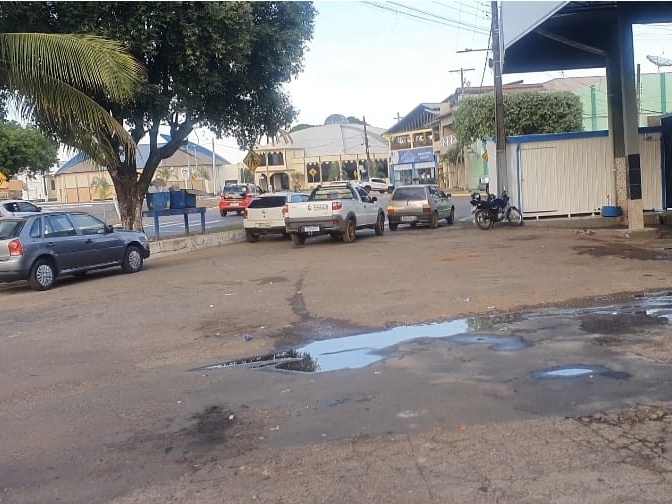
[194,293,672,375]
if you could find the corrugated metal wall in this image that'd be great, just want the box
[639,133,663,210]
[487,132,663,217]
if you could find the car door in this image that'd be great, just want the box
[43,214,90,271]
[16,201,41,216]
[428,185,448,218]
[69,213,125,265]
[356,187,378,225]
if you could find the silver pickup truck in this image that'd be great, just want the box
[283,181,386,246]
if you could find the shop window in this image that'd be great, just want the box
[306,162,321,183]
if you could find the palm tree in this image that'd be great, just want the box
[156,166,174,185]
[0,33,145,167]
[90,175,113,222]
[195,166,210,181]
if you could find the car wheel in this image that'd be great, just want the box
[245,230,259,243]
[28,258,56,291]
[220,210,227,217]
[374,212,385,236]
[122,245,144,273]
[429,212,439,229]
[329,233,341,241]
[389,222,398,231]
[447,207,455,225]
[342,219,356,243]
[291,233,306,246]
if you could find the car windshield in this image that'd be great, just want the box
[248,196,287,208]
[0,219,23,239]
[392,187,427,201]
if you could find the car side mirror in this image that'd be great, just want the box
[446,193,451,198]
[36,206,42,212]
[371,196,378,203]
[106,224,114,233]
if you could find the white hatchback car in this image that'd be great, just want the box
[0,200,43,218]
[360,178,393,194]
[243,192,309,242]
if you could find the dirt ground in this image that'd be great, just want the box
[2,221,672,503]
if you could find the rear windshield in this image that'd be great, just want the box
[222,185,248,196]
[312,187,354,201]
[0,220,24,239]
[248,196,287,209]
[392,187,427,201]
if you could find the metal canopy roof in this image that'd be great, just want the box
[503,1,672,74]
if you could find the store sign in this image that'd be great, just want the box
[397,147,434,164]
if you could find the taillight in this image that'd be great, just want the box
[8,238,24,256]
[282,204,289,217]
[332,201,342,211]
[243,209,248,219]
[422,204,431,213]
[387,206,395,215]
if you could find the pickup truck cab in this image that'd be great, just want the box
[284,181,386,246]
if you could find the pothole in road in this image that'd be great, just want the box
[531,365,631,380]
[191,318,528,374]
[191,293,672,375]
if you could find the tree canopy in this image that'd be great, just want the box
[453,91,584,149]
[0,2,316,229]
[0,121,58,178]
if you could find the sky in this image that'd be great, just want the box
[203,1,672,164]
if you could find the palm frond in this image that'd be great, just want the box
[0,33,145,102]
[15,71,134,166]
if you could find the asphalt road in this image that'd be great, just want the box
[41,195,474,239]
[3,223,672,503]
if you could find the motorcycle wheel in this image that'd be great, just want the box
[474,210,494,230]
[507,207,524,226]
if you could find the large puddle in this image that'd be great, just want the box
[192,293,672,374]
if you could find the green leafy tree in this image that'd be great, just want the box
[0,121,58,178]
[195,166,210,181]
[0,30,145,168]
[90,175,113,222]
[1,2,316,230]
[346,116,364,125]
[453,91,583,149]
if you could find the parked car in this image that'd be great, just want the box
[219,183,263,216]
[360,178,394,194]
[284,181,385,246]
[387,184,455,230]
[243,191,309,242]
[0,212,150,291]
[0,199,43,218]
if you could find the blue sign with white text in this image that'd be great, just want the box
[397,147,434,164]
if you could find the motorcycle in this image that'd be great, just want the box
[469,188,523,230]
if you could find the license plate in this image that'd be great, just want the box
[256,222,271,228]
[302,225,320,233]
[401,216,416,222]
[230,202,239,207]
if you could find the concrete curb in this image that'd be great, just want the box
[150,229,246,258]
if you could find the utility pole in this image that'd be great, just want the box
[363,115,372,182]
[449,67,475,100]
[394,112,403,123]
[491,0,507,195]
[212,138,217,196]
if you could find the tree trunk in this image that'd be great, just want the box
[113,176,145,230]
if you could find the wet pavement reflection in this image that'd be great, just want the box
[193,293,672,375]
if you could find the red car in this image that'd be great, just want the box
[219,183,263,216]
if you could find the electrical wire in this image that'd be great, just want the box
[387,1,490,34]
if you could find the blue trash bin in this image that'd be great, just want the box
[146,192,170,210]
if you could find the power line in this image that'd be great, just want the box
[363,2,479,30]
[389,1,490,34]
